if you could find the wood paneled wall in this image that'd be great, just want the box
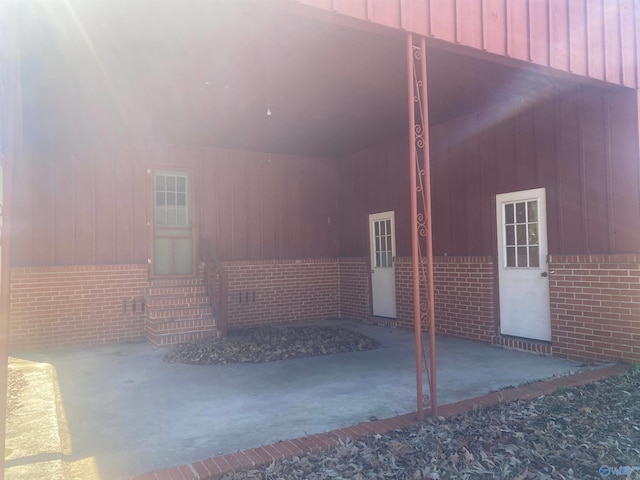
[338,136,412,258]
[294,0,640,88]
[12,144,340,267]
[339,85,640,257]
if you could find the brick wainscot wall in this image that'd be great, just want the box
[549,254,640,362]
[222,259,341,328]
[10,264,148,351]
[394,256,496,343]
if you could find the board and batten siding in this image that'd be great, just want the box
[293,0,640,89]
[12,144,340,267]
[339,85,640,258]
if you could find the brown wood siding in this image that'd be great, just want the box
[339,86,640,258]
[294,0,639,88]
[13,145,340,267]
[338,136,411,258]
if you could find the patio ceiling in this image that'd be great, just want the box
[20,0,569,158]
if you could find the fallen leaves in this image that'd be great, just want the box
[220,366,640,479]
[162,325,381,365]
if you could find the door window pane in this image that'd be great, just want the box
[516,202,526,223]
[373,218,393,268]
[505,204,514,224]
[527,200,538,222]
[506,247,516,267]
[503,198,541,269]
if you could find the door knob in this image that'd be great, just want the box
[541,272,548,277]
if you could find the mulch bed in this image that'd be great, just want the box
[221,365,640,480]
[163,325,381,365]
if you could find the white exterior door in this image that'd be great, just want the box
[496,188,551,341]
[369,211,397,318]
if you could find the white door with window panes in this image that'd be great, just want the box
[153,171,193,275]
[496,188,551,341]
[369,211,397,318]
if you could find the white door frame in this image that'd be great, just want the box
[369,211,397,318]
[496,187,551,341]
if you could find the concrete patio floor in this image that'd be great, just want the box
[6,320,597,479]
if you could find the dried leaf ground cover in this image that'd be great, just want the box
[224,366,640,480]
[163,325,381,365]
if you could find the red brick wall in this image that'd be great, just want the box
[10,264,148,351]
[339,258,370,320]
[395,256,496,343]
[549,254,640,362]
[222,259,341,328]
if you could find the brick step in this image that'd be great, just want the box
[145,285,208,297]
[149,277,204,288]
[146,328,219,347]
[145,295,210,309]
[145,316,218,347]
[145,306,213,321]
[146,316,216,331]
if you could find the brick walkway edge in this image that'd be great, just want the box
[132,364,630,480]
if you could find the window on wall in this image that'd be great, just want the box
[154,173,190,226]
[503,200,539,268]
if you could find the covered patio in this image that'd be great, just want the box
[2,1,639,477]
[6,320,593,480]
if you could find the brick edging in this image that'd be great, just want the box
[131,364,630,480]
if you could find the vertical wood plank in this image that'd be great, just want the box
[53,152,75,265]
[556,88,584,253]
[231,152,248,260]
[131,144,148,264]
[479,111,499,254]
[608,89,640,253]
[94,146,115,264]
[603,0,622,84]
[216,150,234,260]
[549,0,570,71]
[458,0,483,49]
[331,0,367,19]
[245,153,263,260]
[581,87,609,253]
[74,151,96,265]
[113,145,134,263]
[586,0,606,80]
[514,111,536,190]
[506,0,529,60]
[31,154,55,265]
[12,151,33,266]
[529,0,550,66]
[533,100,560,253]
[483,0,507,55]
[430,0,456,42]
[260,154,276,259]
[399,0,429,35]
[464,117,483,254]
[568,0,588,76]
[368,0,401,28]
[618,0,636,87]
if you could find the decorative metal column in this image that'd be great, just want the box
[406,33,437,420]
